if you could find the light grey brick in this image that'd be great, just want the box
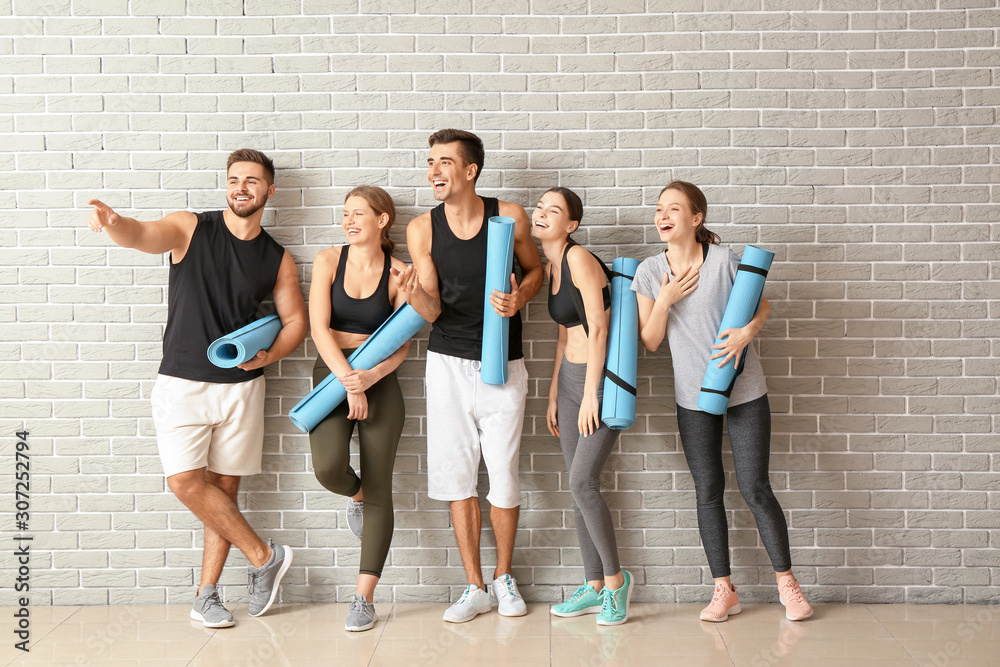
[2,3,996,607]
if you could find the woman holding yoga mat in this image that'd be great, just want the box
[308,185,410,632]
[632,181,812,623]
[533,188,633,626]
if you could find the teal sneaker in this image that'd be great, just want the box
[550,582,603,618]
[596,570,632,626]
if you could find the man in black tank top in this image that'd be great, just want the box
[395,130,543,622]
[86,149,307,626]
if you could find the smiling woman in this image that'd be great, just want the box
[633,180,812,623]
[305,184,412,633]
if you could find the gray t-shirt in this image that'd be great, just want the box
[631,244,768,411]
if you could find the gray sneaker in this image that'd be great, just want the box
[346,498,364,538]
[344,593,377,632]
[247,540,293,617]
[190,584,235,628]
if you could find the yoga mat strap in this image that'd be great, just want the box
[737,264,769,278]
[604,368,636,396]
[699,374,737,399]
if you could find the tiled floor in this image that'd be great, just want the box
[5,603,1000,666]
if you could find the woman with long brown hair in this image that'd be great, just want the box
[633,181,812,623]
[308,185,410,632]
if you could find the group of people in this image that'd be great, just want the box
[86,129,813,634]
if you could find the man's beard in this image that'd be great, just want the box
[228,194,266,218]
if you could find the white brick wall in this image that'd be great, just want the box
[2,2,998,606]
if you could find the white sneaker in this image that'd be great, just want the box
[492,573,527,617]
[442,585,492,623]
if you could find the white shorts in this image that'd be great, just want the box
[425,351,527,508]
[151,374,266,478]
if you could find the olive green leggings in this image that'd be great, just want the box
[308,355,404,578]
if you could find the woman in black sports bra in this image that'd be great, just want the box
[532,188,634,626]
[307,185,410,632]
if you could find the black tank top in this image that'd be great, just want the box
[159,210,285,383]
[547,242,611,334]
[329,245,394,335]
[428,197,523,361]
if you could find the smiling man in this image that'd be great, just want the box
[86,149,307,628]
[395,129,543,622]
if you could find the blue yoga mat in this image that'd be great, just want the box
[697,244,775,415]
[207,314,282,369]
[601,257,640,430]
[289,304,426,433]
[481,215,516,386]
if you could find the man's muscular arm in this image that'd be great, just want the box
[237,251,308,371]
[87,199,195,258]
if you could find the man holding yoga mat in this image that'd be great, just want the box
[395,129,543,623]
[85,149,308,628]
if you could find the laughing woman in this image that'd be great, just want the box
[632,181,812,623]
[533,187,633,626]
[308,186,410,632]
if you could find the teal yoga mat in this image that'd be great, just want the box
[481,215,516,385]
[601,257,640,430]
[696,244,774,415]
[288,304,426,433]
[207,314,282,369]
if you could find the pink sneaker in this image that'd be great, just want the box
[700,582,741,622]
[778,575,813,621]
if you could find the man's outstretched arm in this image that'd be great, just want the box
[87,199,195,257]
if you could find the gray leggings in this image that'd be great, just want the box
[558,358,621,580]
[676,394,792,578]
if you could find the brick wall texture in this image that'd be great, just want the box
[2,1,998,607]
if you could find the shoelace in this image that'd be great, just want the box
[247,539,275,596]
[348,597,367,615]
[347,501,363,517]
[567,586,591,604]
[709,585,730,607]
[781,581,805,604]
[500,577,517,598]
[600,587,619,614]
[457,586,477,604]
[205,589,223,606]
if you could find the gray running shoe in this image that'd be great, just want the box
[344,593,377,632]
[346,498,364,538]
[247,540,293,617]
[190,584,235,628]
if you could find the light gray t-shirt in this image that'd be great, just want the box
[631,244,768,411]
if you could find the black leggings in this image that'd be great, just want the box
[676,394,792,578]
[308,355,404,578]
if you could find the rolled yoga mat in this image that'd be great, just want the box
[207,314,282,369]
[480,215,516,386]
[288,304,426,433]
[601,257,640,430]
[696,244,775,415]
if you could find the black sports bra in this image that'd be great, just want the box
[547,243,611,334]
[329,245,394,336]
